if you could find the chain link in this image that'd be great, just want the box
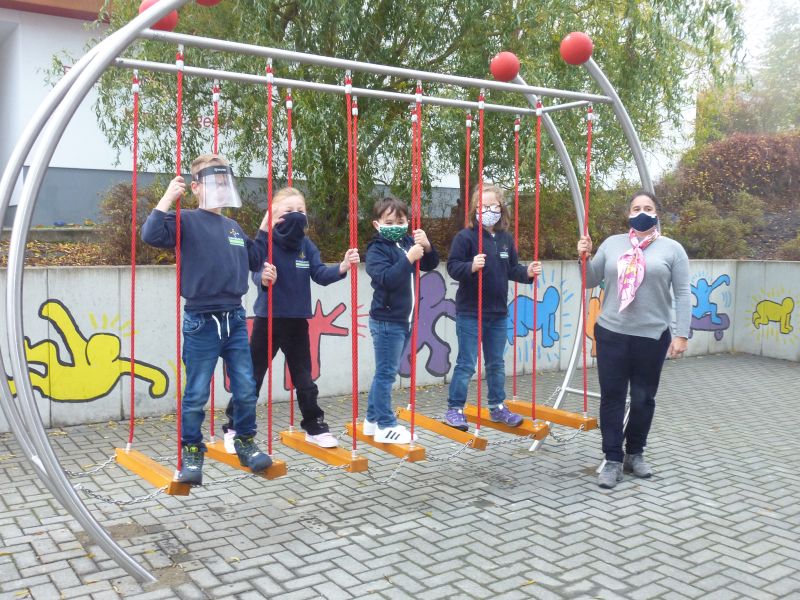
[288,463,349,473]
[63,454,116,478]
[365,456,407,484]
[487,433,535,447]
[426,438,474,462]
[547,423,586,444]
[74,483,167,506]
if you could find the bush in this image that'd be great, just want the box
[778,235,800,261]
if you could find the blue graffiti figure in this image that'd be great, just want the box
[507,285,560,347]
[691,274,730,324]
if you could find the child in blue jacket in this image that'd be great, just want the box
[445,184,541,431]
[222,187,359,449]
[365,197,439,443]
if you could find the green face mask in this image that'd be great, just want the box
[378,224,408,242]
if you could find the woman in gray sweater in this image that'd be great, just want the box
[577,190,691,489]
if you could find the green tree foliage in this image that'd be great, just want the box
[85,0,742,252]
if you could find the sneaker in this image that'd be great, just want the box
[305,432,338,448]
[362,419,377,436]
[597,461,624,489]
[177,444,205,485]
[223,429,237,454]
[444,407,468,432]
[234,436,272,473]
[489,404,523,427]
[623,453,653,478]
[374,425,417,444]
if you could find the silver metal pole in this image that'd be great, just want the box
[138,29,613,105]
[4,0,191,584]
[114,58,590,117]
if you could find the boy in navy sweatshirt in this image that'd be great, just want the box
[364,197,439,444]
[223,187,359,449]
[141,154,272,484]
[445,184,541,431]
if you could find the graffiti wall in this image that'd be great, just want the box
[1,260,798,431]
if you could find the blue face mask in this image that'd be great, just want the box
[629,212,658,232]
[273,211,307,250]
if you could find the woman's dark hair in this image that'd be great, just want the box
[373,196,409,220]
[628,190,662,212]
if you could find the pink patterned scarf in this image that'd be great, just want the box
[617,228,660,312]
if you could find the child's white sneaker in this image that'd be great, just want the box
[223,429,237,454]
[305,432,338,448]
[362,419,377,436]
[374,425,417,445]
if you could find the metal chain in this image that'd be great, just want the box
[488,433,535,447]
[365,457,407,484]
[547,423,586,444]
[426,439,474,462]
[63,454,116,478]
[288,463,349,473]
[74,483,167,506]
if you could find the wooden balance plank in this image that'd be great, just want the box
[344,423,426,462]
[205,440,288,480]
[279,430,368,472]
[505,399,598,431]
[396,408,488,450]
[115,448,191,496]
[462,405,549,440]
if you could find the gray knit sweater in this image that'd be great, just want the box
[585,233,691,340]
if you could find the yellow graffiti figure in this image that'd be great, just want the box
[586,288,604,357]
[752,297,794,334]
[7,299,168,402]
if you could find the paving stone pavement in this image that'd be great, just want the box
[1,354,799,600]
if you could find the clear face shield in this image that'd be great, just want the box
[193,164,242,210]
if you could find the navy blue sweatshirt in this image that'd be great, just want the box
[366,234,440,323]
[253,236,345,319]
[141,209,267,312]
[447,227,531,317]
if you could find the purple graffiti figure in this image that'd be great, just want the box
[399,271,456,377]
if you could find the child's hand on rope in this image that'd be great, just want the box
[412,229,432,252]
[339,248,360,274]
[407,244,425,263]
[471,253,486,272]
[156,176,185,212]
[527,261,542,278]
[261,262,277,286]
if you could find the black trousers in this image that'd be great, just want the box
[225,316,327,435]
[594,323,671,462]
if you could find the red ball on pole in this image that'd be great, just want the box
[138,0,179,32]
[196,0,222,5]
[560,32,594,65]
[489,51,520,82]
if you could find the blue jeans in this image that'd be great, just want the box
[367,318,411,428]
[181,306,257,445]
[448,314,507,409]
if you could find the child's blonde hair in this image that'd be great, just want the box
[468,184,510,230]
[273,186,305,205]
[190,153,229,178]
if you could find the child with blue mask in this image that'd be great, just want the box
[364,197,439,443]
[222,187,359,449]
[445,184,541,431]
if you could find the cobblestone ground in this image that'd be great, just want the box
[1,354,799,600]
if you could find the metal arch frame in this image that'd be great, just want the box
[0,2,651,582]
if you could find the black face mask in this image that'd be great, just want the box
[273,211,307,250]
[629,212,658,232]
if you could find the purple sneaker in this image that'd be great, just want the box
[489,404,523,427]
[444,407,468,431]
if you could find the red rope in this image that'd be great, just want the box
[409,82,423,442]
[532,101,542,420]
[175,48,184,470]
[285,88,295,426]
[128,72,140,448]
[209,79,219,440]
[476,90,485,433]
[512,116,520,400]
[581,105,593,415]
[266,62,275,455]
[345,75,359,452]
[464,113,472,228]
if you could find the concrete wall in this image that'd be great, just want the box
[1,260,798,433]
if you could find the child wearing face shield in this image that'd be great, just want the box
[444,184,542,432]
[222,187,360,449]
[364,197,439,444]
[140,154,272,485]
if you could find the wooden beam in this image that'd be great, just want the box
[396,408,488,450]
[344,423,426,462]
[280,430,368,473]
[462,405,549,440]
[0,0,103,21]
[205,441,287,480]
[505,399,598,430]
[114,448,190,496]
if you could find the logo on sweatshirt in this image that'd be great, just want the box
[228,228,244,247]
[295,250,309,269]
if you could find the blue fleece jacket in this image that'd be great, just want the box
[447,226,531,318]
[253,236,345,318]
[141,208,267,312]
[366,234,440,323]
